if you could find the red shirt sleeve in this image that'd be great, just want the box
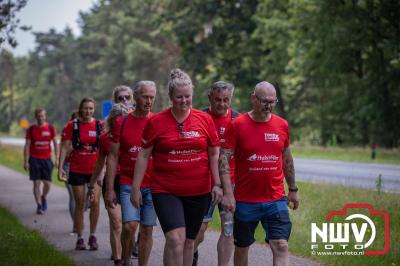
[50,124,57,138]
[206,115,219,147]
[63,121,73,141]
[284,121,290,149]
[142,118,157,149]
[222,122,236,150]
[25,127,31,140]
[110,116,123,143]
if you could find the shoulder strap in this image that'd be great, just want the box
[231,110,239,120]
[91,120,101,150]
[72,119,82,150]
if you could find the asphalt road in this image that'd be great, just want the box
[295,158,400,193]
[0,166,321,266]
[2,137,399,192]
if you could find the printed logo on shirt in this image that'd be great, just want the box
[88,130,97,137]
[169,149,200,156]
[219,127,226,136]
[34,141,50,148]
[41,131,51,137]
[264,133,279,142]
[129,145,142,153]
[247,154,279,162]
[180,131,200,139]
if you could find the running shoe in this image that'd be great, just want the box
[192,250,199,266]
[114,260,122,266]
[41,196,47,211]
[75,238,86,250]
[88,235,99,250]
[36,204,43,215]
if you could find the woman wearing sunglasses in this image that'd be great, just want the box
[131,69,223,266]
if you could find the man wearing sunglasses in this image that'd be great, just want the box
[220,81,299,266]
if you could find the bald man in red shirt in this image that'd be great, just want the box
[219,81,299,266]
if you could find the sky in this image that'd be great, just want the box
[4,0,96,56]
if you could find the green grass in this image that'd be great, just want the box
[0,145,65,187]
[292,143,400,165]
[210,182,399,266]
[0,206,74,266]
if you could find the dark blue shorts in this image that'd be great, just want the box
[29,157,53,181]
[234,197,292,248]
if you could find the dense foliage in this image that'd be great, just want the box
[0,0,399,147]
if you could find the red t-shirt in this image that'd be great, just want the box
[61,124,71,163]
[99,132,110,156]
[111,113,153,187]
[142,108,219,196]
[63,119,99,174]
[206,108,239,183]
[222,113,290,203]
[26,123,56,159]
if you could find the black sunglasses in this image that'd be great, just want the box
[117,95,131,101]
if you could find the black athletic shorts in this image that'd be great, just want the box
[29,157,53,181]
[68,171,91,186]
[152,193,211,239]
[102,175,121,205]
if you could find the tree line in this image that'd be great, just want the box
[0,0,399,147]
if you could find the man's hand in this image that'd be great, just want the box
[24,161,29,171]
[57,168,67,182]
[130,187,142,208]
[211,185,223,205]
[105,189,117,209]
[87,187,95,202]
[221,191,236,212]
[287,191,299,210]
[54,159,59,169]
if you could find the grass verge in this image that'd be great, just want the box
[0,145,64,187]
[0,206,74,266]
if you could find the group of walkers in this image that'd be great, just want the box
[24,68,299,266]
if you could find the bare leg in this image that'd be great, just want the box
[107,204,122,260]
[89,184,101,234]
[269,239,289,266]
[164,227,186,266]
[234,246,249,266]
[33,180,41,205]
[122,221,139,263]
[183,238,195,266]
[42,180,51,198]
[138,224,153,266]
[193,222,208,253]
[217,215,234,266]
[72,185,85,237]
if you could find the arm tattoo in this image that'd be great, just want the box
[219,148,233,176]
[283,148,295,186]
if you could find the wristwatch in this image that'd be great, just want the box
[288,187,298,192]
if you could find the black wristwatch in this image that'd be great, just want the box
[288,187,298,192]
